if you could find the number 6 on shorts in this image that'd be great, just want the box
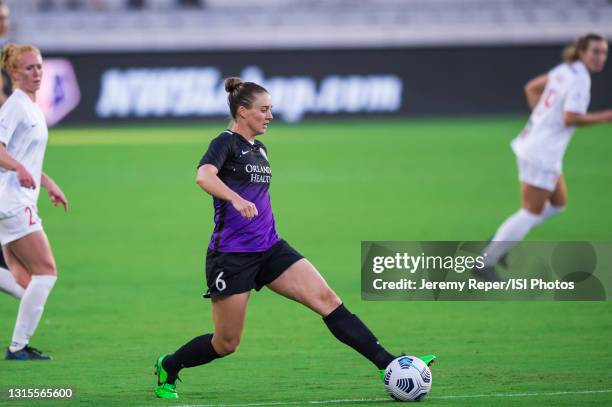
[215,272,227,292]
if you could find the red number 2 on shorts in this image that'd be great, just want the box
[25,206,36,226]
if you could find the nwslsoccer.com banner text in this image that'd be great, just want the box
[361,241,612,301]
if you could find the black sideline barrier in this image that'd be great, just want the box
[45,45,612,125]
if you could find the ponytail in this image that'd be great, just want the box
[0,42,17,70]
[562,45,579,63]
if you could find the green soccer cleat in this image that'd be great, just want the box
[419,354,437,367]
[154,354,179,399]
[379,354,437,380]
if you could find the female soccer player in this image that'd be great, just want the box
[0,43,68,360]
[482,34,612,274]
[154,77,435,399]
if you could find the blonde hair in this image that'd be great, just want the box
[563,33,606,62]
[0,43,41,76]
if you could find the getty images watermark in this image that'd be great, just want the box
[361,241,612,301]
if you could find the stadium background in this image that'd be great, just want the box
[1,0,611,406]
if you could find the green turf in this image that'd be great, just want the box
[1,117,611,406]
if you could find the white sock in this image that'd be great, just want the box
[0,267,24,299]
[9,275,57,352]
[484,209,541,266]
[534,202,565,226]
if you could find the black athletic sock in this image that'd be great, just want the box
[323,304,395,370]
[163,333,221,378]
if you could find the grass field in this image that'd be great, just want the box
[1,117,611,406]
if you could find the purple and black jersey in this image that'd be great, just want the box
[198,130,279,252]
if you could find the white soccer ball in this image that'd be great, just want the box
[383,355,432,402]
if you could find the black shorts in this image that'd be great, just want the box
[203,239,303,299]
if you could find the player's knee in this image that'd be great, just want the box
[550,191,568,208]
[554,205,567,213]
[38,261,57,276]
[16,274,31,288]
[523,205,544,216]
[551,201,567,211]
[214,336,241,356]
[320,287,342,311]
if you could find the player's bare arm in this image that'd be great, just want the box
[196,164,258,220]
[524,73,548,110]
[563,109,612,127]
[41,172,68,212]
[0,143,35,189]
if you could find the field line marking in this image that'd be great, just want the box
[434,388,612,399]
[159,388,612,407]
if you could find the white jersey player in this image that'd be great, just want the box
[0,43,68,360]
[512,59,591,178]
[479,34,612,281]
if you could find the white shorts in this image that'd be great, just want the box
[517,158,560,192]
[0,205,43,246]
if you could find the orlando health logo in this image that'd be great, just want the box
[37,59,80,126]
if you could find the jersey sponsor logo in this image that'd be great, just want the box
[245,164,271,174]
[245,163,271,184]
[240,150,250,156]
[96,66,402,123]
